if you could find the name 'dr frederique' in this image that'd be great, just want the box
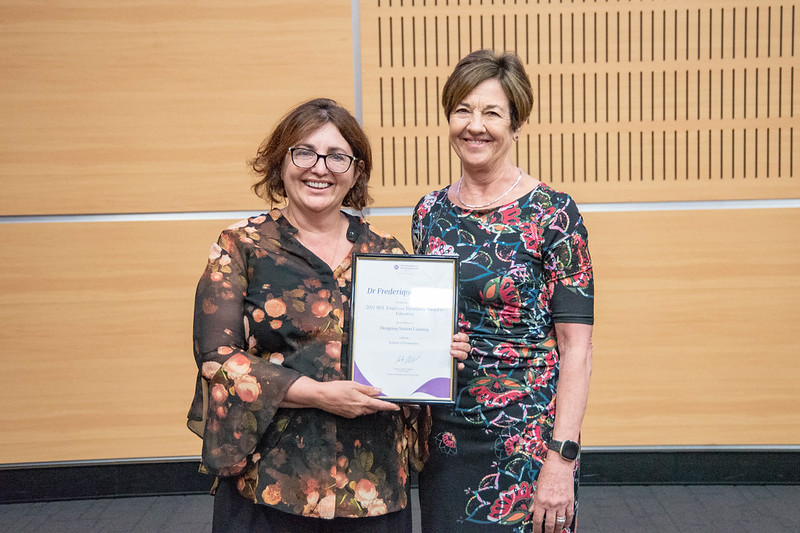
[366,287,411,297]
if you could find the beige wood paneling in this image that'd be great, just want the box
[0,218,244,463]
[1,207,798,464]
[368,208,800,446]
[2,0,797,468]
[360,1,799,207]
[583,207,800,445]
[0,1,355,216]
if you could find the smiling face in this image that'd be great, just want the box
[448,78,520,174]
[281,122,361,217]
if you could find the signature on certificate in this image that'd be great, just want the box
[395,354,421,365]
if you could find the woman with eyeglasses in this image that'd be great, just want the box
[187,97,470,532]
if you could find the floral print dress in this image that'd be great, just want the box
[187,209,411,519]
[412,183,594,532]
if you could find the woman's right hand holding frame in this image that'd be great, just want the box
[281,376,400,417]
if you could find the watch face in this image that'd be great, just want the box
[561,440,580,460]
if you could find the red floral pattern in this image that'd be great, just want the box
[413,183,593,531]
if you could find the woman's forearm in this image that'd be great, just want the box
[550,322,593,444]
[280,376,320,408]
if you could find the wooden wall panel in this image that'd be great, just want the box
[0,219,239,463]
[1,207,798,464]
[0,0,355,216]
[360,1,799,207]
[584,207,800,445]
[369,208,800,446]
[1,0,798,466]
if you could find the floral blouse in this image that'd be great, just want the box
[187,209,411,519]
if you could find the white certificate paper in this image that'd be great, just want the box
[349,254,458,403]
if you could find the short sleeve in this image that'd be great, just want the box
[542,196,594,325]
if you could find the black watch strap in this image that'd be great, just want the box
[548,439,580,461]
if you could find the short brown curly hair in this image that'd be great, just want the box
[249,98,373,210]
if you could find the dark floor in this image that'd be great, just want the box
[1,485,799,532]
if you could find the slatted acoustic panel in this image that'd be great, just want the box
[360,0,798,206]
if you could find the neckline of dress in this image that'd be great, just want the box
[447,181,543,213]
[276,208,357,271]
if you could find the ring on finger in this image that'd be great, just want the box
[555,516,567,524]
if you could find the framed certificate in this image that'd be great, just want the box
[348,254,459,403]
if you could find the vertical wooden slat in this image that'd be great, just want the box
[360,1,799,205]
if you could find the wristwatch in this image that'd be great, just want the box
[547,439,580,461]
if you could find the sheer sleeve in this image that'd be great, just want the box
[192,227,302,476]
[411,195,428,254]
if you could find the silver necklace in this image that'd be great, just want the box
[456,167,523,209]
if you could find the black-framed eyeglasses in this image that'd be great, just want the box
[288,147,357,174]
